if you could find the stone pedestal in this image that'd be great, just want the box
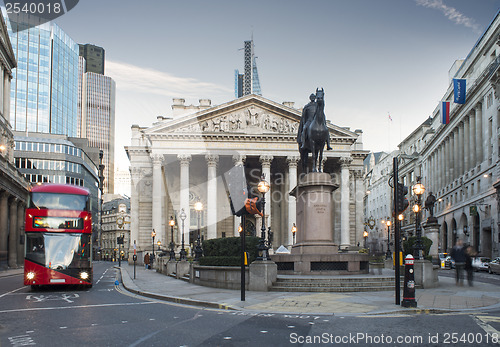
[176,260,190,279]
[273,172,368,275]
[413,259,439,288]
[166,260,177,276]
[423,220,440,262]
[291,172,339,255]
[249,260,277,291]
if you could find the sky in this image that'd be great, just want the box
[49,0,500,170]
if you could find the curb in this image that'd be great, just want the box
[116,266,235,311]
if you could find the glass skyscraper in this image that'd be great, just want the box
[79,44,116,194]
[6,19,79,136]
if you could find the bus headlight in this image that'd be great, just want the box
[80,271,89,280]
[26,272,35,280]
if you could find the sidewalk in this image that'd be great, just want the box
[118,263,500,316]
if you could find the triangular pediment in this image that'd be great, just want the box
[146,94,358,140]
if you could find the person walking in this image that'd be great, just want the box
[144,253,150,269]
[465,245,477,286]
[450,239,466,285]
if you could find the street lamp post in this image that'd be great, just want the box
[179,209,187,260]
[151,229,156,268]
[291,223,297,245]
[363,230,368,249]
[385,220,392,259]
[169,216,176,260]
[257,174,270,260]
[413,177,425,260]
[157,240,161,254]
[194,201,203,261]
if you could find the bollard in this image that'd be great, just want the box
[401,254,417,308]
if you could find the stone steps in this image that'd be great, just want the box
[270,276,407,292]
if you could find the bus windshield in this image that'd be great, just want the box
[26,233,91,269]
[30,192,88,211]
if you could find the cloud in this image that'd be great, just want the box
[415,0,480,33]
[106,60,232,98]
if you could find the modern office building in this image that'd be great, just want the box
[79,44,105,75]
[235,39,262,97]
[78,44,116,194]
[0,13,29,269]
[114,167,131,197]
[5,19,79,136]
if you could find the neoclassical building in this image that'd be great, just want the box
[0,13,29,269]
[126,95,368,259]
[364,11,500,258]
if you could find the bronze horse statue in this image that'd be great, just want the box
[298,88,330,173]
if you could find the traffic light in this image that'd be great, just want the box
[396,182,409,214]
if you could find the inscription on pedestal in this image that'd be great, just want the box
[314,204,326,214]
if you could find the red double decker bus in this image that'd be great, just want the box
[24,184,93,288]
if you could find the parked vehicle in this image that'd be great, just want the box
[444,256,455,269]
[471,257,490,272]
[488,257,500,274]
[438,253,448,268]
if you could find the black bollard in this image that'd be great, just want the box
[401,254,417,308]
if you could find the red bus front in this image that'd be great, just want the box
[24,184,93,288]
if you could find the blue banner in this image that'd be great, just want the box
[453,78,466,104]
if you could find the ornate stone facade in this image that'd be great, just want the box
[126,95,368,260]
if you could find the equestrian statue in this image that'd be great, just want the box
[297,88,331,173]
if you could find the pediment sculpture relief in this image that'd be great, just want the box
[176,107,299,135]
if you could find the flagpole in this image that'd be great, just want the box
[388,112,391,151]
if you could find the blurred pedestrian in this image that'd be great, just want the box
[450,239,466,285]
[465,245,477,286]
[144,253,150,269]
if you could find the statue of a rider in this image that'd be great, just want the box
[297,92,332,152]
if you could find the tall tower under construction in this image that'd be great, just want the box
[235,38,261,98]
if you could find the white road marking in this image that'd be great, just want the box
[0,287,25,299]
[472,315,500,346]
[8,334,35,346]
[0,301,155,314]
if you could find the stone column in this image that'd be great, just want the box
[232,154,246,236]
[0,68,4,115]
[0,192,8,265]
[260,155,273,230]
[151,154,164,243]
[205,154,219,240]
[458,122,464,176]
[178,154,192,246]
[129,168,141,260]
[464,116,470,172]
[3,70,10,123]
[287,156,299,247]
[469,111,476,168]
[475,104,483,167]
[486,114,493,160]
[8,197,18,268]
[453,129,459,180]
[17,202,25,266]
[354,169,364,246]
[340,156,352,249]
[445,138,450,184]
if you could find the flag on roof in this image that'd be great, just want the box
[441,101,450,125]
